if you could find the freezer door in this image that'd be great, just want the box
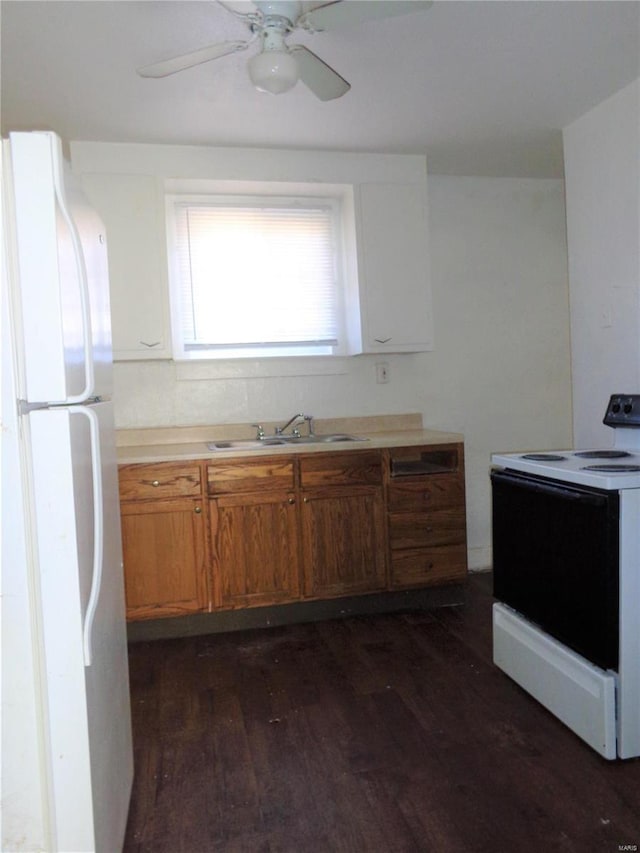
[29,401,132,852]
[8,131,112,403]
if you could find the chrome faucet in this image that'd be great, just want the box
[275,413,314,437]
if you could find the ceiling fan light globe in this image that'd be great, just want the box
[248,49,298,94]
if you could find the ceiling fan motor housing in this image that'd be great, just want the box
[248,8,299,93]
[257,22,291,50]
[253,1,302,23]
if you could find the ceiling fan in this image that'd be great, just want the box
[137,0,433,101]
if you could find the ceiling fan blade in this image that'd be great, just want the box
[300,0,432,32]
[290,45,350,101]
[137,41,248,78]
[218,1,258,14]
[218,1,262,23]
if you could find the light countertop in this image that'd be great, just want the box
[116,414,464,465]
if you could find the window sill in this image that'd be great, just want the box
[174,356,350,382]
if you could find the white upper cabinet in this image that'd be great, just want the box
[80,174,171,360]
[355,183,434,353]
[72,144,433,362]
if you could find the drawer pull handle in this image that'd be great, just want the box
[194,506,202,514]
[151,480,160,487]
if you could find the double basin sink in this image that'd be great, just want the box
[207,434,368,451]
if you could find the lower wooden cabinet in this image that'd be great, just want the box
[298,450,386,599]
[119,442,468,621]
[300,488,386,598]
[210,491,300,609]
[385,444,468,589]
[120,497,208,620]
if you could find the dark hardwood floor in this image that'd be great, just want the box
[123,573,640,853]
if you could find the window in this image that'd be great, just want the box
[167,190,352,360]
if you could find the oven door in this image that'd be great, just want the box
[491,469,619,671]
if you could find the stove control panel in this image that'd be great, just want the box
[603,394,640,428]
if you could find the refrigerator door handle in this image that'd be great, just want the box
[51,134,95,403]
[68,405,103,666]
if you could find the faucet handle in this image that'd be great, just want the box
[251,423,265,439]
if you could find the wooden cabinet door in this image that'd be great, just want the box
[300,487,387,599]
[120,497,208,620]
[210,491,300,609]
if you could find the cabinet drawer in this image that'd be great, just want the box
[387,477,464,512]
[119,462,202,500]
[388,507,466,550]
[300,451,382,488]
[390,545,467,588]
[207,458,295,495]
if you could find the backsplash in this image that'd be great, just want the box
[112,354,427,430]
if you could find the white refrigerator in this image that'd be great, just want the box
[1,131,133,851]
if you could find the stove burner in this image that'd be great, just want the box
[520,453,568,461]
[581,464,640,472]
[574,450,632,459]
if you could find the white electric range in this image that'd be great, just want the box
[492,392,640,489]
[490,394,640,760]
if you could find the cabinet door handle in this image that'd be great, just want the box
[151,480,160,487]
[374,337,391,344]
[194,506,202,514]
[288,497,295,505]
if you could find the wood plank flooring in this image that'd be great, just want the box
[123,573,640,853]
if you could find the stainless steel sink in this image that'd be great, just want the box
[207,434,368,451]
[206,439,286,450]
[291,434,368,444]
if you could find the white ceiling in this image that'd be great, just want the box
[1,1,639,177]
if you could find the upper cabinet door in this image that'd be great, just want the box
[80,174,171,360]
[356,182,434,353]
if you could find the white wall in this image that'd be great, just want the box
[427,176,572,567]
[102,169,572,570]
[563,78,640,448]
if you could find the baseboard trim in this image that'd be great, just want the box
[127,583,466,643]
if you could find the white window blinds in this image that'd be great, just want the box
[173,198,340,351]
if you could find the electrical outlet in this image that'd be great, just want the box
[376,362,389,384]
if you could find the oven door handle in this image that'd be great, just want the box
[491,469,609,507]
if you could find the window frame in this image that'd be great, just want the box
[165,182,357,362]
